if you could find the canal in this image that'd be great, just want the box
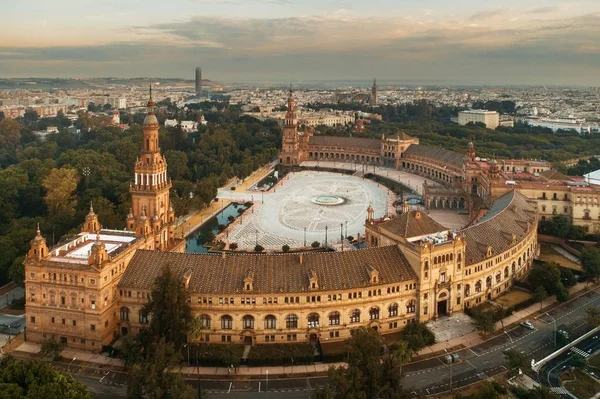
[186,202,249,253]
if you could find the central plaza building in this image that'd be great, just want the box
[24,89,575,351]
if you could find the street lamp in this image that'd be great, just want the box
[503,330,514,344]
[304,227,306,247]
[184,344,190,367]
[67,357,77,372]
[546,312,557,348]
[444,346,453,394]
[266,370,269,398]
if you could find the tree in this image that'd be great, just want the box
[580,247,600,283]
[40,337,65,361]
[311,241,321,248]
[533,286,548,311]
[254,244,264,252]
[528,262,568,302]
[0,357,91,398]
[584,306,600,327]
[504,348,527,375]
[127,337,195,399]
[42,167,80,218]
[229,242,238,250]
[398,323,435,352]
[0,119,21,148]
[282,244,290,252]
[471,310,496,337]
[144,264,193,350]
[327,327,408,399]
[118,334,143,367]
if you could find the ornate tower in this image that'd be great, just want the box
[27,224,48,263]
[466,141,476,162]
[82,202,100,233]
[279,87,301,166]
[371,78,378,105]
[128,87,176,249]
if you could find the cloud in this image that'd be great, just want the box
[1,6,600,85]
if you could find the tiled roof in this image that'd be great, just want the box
[462,190,537,265]
[404,145,464,168]
[539,169,572,182]
[119,245,417,294]
[379,210,448,238]
[309,136,381,150]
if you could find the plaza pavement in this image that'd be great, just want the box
[175,164,275,239]
[9,282,593,378]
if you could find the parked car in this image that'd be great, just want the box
[520,321,535,330]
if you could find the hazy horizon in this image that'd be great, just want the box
[2,0,599,86]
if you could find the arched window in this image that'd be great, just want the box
[465,284,471,297]
[486,276,492,288]
[512,262,516,273]
[369,307,380,320]
[286,314,298,329]
[198,314,211,329]
[475,280,482,293]
[504,267,509,278]
[243,315,255,329]
[307,313,319,328]
[329,311,340,326]
[221,315,233,330]
[350,309,361,323]
[406,300,416,313]
[388,303,398,317]
[264,315,276,329]
[496,273,501,283]
[120,307,129,321]
[138,309,148,324]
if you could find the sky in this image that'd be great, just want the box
[1,0,599,85]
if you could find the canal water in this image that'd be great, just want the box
[186,203,249,253]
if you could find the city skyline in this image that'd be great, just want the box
[1,0,599,85]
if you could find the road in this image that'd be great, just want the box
[13,288,599,398]
[539,333,600,398]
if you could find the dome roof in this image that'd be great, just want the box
[143,114,159,128]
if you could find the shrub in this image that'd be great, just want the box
[229,243,238,250]
[398,323,435,352]
[246,343,314,367]
[282,244,290,253]
[254,244,264,252]
[311,241,321,248]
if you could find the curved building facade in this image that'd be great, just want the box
[117,190,538,346]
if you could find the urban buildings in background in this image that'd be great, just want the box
[195,67,202,95]
[458,109,500,129]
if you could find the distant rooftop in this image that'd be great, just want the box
[460,109,499,115]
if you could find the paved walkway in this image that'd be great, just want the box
[175,164,274,239]
[415,282,589,357]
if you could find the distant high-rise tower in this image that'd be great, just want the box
[195,67,202,94]
[371,78,378,105]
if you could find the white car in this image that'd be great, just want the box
[520,321,535,330]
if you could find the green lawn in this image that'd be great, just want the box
[589,352,600,370]
[562,368,600,399]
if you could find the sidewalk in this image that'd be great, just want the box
[175,164,274,239]
[415,281,591,357]
[10,282,597,378]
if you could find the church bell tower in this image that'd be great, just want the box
[279,87,301,166]
[128,87,176,249]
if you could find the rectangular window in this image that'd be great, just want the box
[440,273,446,283]
[90,324,96,331]
[72,320,76,326]
[457,297,461,305]
[30,316,35,324]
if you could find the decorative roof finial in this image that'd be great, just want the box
[149,83,153,101]
[36,223,41,236]
[89,201,94,214]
